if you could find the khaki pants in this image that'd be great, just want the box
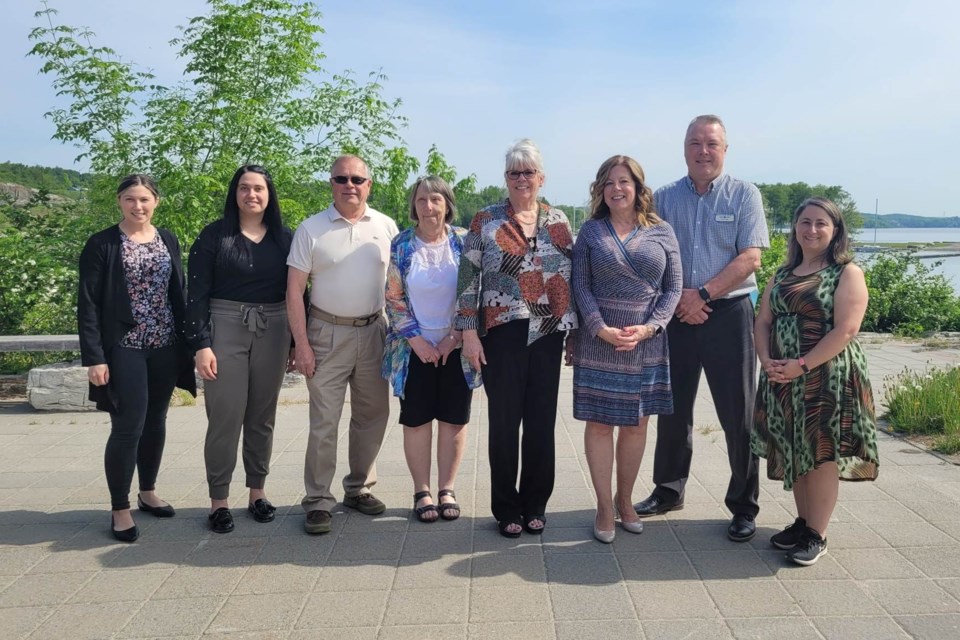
[302,314,390,513]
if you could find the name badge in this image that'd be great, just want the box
[715,214,735,222]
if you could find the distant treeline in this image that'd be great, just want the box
[860,213,960,229]
[0,162,92,195]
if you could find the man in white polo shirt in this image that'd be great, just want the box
[287,154,399,534]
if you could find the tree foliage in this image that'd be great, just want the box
[757,182,863,231]
[29,0,406,242]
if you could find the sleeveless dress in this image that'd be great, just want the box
[751,263,879,490]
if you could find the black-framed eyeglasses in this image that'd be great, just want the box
[332,175,369,185]
[506,169,538,181]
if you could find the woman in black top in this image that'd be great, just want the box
[78,174,196,543]
[187,165,293,534]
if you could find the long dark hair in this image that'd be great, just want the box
[116,174,159,198]
[784,196,853,270]
[218,165,289,266]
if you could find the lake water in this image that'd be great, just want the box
[853,228,960,294]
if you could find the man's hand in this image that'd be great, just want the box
[675,288,711,324]
[293,342,316,378]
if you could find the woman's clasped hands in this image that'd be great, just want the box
[598,325,654,351]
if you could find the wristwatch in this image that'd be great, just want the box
[798,357,810,374]
[698,286,711,303]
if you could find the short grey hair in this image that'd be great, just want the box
[686,115,728,145]
[331,154,371,178]
[408,175,457,224]
[504,138,544,173]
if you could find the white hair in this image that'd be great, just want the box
[504,138,544,173]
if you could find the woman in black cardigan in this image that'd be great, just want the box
[78,174,196,542]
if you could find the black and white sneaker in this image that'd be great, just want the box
[770,517,807,550]
[787,528,827,566]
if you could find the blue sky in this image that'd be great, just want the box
[4,0,958,216]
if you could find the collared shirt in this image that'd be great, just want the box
[654,173,769,298]
[287,204,399,317]
[455,199,578,345]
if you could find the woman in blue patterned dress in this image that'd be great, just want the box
[572,155,682,543]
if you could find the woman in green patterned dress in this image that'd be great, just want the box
[752,197,879,566]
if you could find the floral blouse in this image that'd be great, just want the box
[383,225,481,398]
[455,199,578,345]
[118,232,176,349]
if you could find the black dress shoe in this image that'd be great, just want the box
[137,495,176,518]
[728,513,757,542]
[633,494,684,518]
[248,498,277,523]
[208,507,235,534]
[111,514,139,543]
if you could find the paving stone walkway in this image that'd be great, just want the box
[0,336,959,639]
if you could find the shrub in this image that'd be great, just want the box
[884,366,960,453]
[861,252,960,335]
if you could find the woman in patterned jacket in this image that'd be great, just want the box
[455,139,578,538]
[384,176,479,523]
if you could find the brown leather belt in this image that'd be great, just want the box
[309,305,381,327]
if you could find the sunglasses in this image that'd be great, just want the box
[332,175,369,185]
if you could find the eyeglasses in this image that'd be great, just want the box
[506,169,538,181]
[332,175,369,185]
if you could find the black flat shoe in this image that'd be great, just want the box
[137,495,176,518]
[111,514,139,543]
[208,507,234,534]
[248,498,277,523]
[633,493,684,518]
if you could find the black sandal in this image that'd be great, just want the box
[413,491,438,523]
[437,488,461,521]
[498,518,523,538]
[523,514,546,535]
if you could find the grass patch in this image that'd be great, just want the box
[884,366,960,453]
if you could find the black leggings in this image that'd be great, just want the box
[105,345,179,510]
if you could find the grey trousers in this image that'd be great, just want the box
[203,299,290,500]
[302,314,390,513]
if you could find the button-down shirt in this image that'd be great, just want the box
[654,173,769,298]
[287,204,399,317]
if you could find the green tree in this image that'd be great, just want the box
[757,182,863,232]
[29,0,407,243]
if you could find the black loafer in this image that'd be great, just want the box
[137,495,176,518]
[633,494,684,518]
[208,507,234,534]
[248,498,277,523]
[728,513,756,542]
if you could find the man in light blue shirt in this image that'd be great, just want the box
[634,115,769,542]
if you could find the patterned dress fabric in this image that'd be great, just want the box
[751,263,879,490]
[383,225,481,397]
[455,200,578,345]
[572,219,682,425]
[118,232,176,349]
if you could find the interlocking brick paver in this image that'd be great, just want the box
[0,337,957,637]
